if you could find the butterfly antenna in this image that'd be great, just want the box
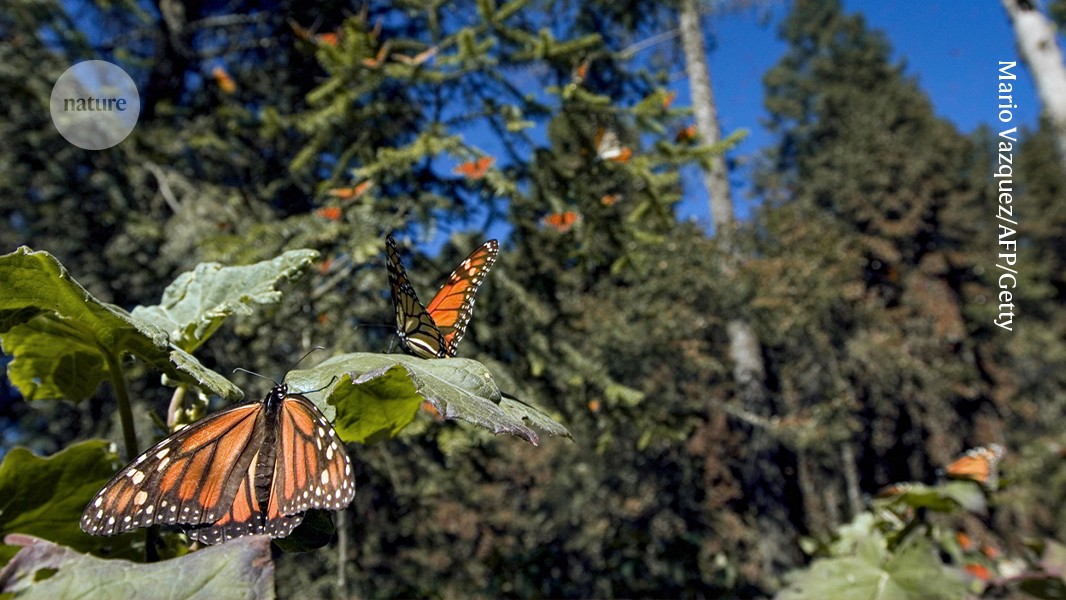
[287,345,326,374]
[303,376,339,396]
[232,367,279,386]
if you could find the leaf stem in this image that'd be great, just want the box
[102,349,139,459]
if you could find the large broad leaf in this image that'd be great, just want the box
[287,353,571,445]
[0,534,274,599]
[0,247,240,402]
[776,534,965,600]
[131,249,318,352]
[0,442,142,564]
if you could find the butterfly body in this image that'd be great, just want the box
[81,384,354,545]
[386,234,498,359]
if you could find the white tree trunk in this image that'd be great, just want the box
[1001,0,1066,173]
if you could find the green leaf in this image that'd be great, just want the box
[326,369,423,444]
[0,442,142,563]
[131,249,318,352]
[0,247,240,402]
[287,353,567,445]
[777,534,965,600]
[499,393,573,441]
[0,534,274,599]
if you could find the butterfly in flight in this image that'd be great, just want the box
[540,211,582,233]
[944,443,1005,490]
[385,234,499,359]
[81,383,355,545]
[453,156,494,180]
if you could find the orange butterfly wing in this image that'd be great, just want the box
[541,211,581,232]
[454,156,494,179]
[272,393,355,515]
[386,234,448,359]
[945,444,1004,488]
[425,239,499,356]
[80,403,263,537]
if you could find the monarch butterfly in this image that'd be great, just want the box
[385,234,499,359]
[315,207,342,221]
[662,90,677,110]
[572,58,590,84]
[453,156,494,180]
[594,128,632,163]
[676,124,698,144]
[80,383,355,545]
[540,211,581,232]
[211,66,236,95]
[944,444,1005,489]
[327,181,374,201]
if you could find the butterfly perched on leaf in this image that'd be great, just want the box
[944,443,1005,489]
[81,383,355,545]
[594,128,632,163]
[385,234,499,359]
[453,156,494,180]
[540,211,581,233]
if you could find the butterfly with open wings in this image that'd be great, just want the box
[81,383,355,545]
[385,234,499,359]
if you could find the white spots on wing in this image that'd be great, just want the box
[326,444,334,460]
[345,462,351,476]
[96,509,104,519]
[156,447,170,459]
[129,469,145,485]
[321,470,329,485]
[158,457,170,470]
[108,516,116,525]
[145,505,154,515]
[133,490,148,506]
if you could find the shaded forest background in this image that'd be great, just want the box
[2,0,1065,597]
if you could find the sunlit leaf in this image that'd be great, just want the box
[287,353,566,445]
[0,534,274,599]
[131,249,318,352]
[0,247,240,402]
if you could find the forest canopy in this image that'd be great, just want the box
[1,0,1065,598]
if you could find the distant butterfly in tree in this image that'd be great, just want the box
[944,443,1005,490]
[453,156,494,180]
[594,127,632,163]
[540,211,582,233]
[81,383,355,545]
[385,234,499,359]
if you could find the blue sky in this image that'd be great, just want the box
[674,0,1041,227]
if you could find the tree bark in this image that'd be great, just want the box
[1001,0,1066,174]
[679,0,797,580]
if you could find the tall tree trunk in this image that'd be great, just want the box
[1001,0,1066,174]
[679,0,799,581]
